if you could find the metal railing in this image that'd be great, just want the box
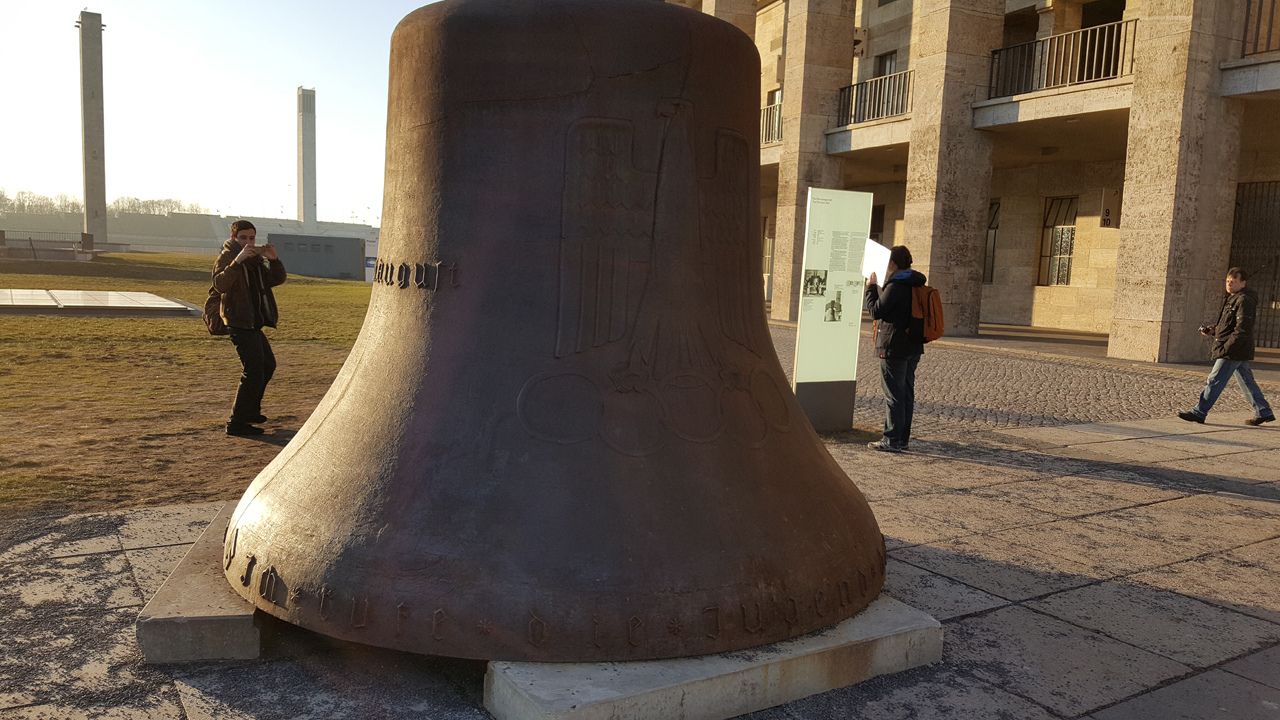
[989,19,1137,99]
[1244,0,1280,56]
[760,103,783,145]
[836,70,913,126]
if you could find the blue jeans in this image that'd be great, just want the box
[880,355,921,448]
[1191,358,1273,418]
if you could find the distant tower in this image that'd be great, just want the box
[297,87,317,226]
[77,11,107,251]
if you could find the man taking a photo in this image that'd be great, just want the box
[212,220,287,436]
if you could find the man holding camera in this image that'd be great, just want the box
[1178,267,1274,426]
[212,220,287,436]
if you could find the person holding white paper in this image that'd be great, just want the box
[864,245,926,452]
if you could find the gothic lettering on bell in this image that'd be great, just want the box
[702,606,721,640]
[780,597,799,627]
[258,565,281,605]
[741,601,765,634]
[318,585,333,620]
[351,595,369,629]
[223,527,237,570]
[396,603,410,636]
[374,257,451,292]
[239,554,256,587]
[528,612,549,647]
[432,608,446,641]
[814,589,828,618]
[626,616,645,648]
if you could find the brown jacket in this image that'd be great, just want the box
[212,240,287,330]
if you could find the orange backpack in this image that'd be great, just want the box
[911,285,944,343]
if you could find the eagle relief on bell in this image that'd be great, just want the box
[222,0,885,662]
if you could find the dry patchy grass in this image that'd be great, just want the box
[0,253,369,519]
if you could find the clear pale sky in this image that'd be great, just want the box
[0,0,439,226]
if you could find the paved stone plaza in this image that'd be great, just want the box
[1,331,1278,719]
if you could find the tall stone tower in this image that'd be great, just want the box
[297,87,317,227]
[77,11,107,251]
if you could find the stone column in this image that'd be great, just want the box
[1036,0,1083,38]
[769,0,856,321]
[703,0,756,38]
[78,11,107,253]
[1107,0,1246,362]
[297,87,317,228]
[901,0,1004,335]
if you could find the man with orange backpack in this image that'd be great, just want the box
[864,245,928,452]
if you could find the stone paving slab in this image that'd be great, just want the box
[172,650,487,720]
[1129,540,1280,624]
[116,502,224,551]
[882,559,1008,621]
[969,475,1187,518]
[1223,645,1280,690]
[947,606,1191,717]
[1089,669,1280,720]
[1028,581,1280,668]
[1084,494,1280,555]
[0,552,143,619]
[124,545,192,599]
[753,665,1062,720]
[889,534,1098,602]
[988,519,1203,579]
[1153,456,1280,485]
[0,608,173,716]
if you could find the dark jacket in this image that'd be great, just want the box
[212,240,287,331]
[1209,287,1259,361]
[865,269,927,359]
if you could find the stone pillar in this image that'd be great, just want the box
[769,0,856,321]
[297,87,317,228]
[703,0,756,38]
[1036,0,1083,38]
[1107,1,1246,362]
[901,0,1004,335]
[77,11,107,253]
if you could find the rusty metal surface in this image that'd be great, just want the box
[223,0,885,662]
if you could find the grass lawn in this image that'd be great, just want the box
[0,252,369,518]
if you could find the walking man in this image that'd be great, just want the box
[1178,267,1274,426]
[213,220,287,436]
[864,245,927,452]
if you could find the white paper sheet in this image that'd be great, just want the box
[861,239,891,282]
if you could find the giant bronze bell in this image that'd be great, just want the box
[223,0,885,662]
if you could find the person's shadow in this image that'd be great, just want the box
[242,428,297,447]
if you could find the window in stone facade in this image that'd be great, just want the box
[870,204,885,244]
[983,200,1000,284]
[878,0,899,6]
[1039,196,1079,286]
[874,51,897,78]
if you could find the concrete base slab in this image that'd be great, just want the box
[483,596,941,720]
[135,502,260,664]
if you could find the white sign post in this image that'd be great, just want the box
[792,188,874,432]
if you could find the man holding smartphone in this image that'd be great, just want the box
[212,220,287,436]
[1178,267,1274,426]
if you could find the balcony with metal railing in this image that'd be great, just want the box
[836,70,914,126]
[1244,0,1280,56]
[989,19,1137,99]
[760,103,783,146]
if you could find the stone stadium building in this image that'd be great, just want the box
[674,0,1280,362]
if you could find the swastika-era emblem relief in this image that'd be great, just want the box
[518,107,790,456]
